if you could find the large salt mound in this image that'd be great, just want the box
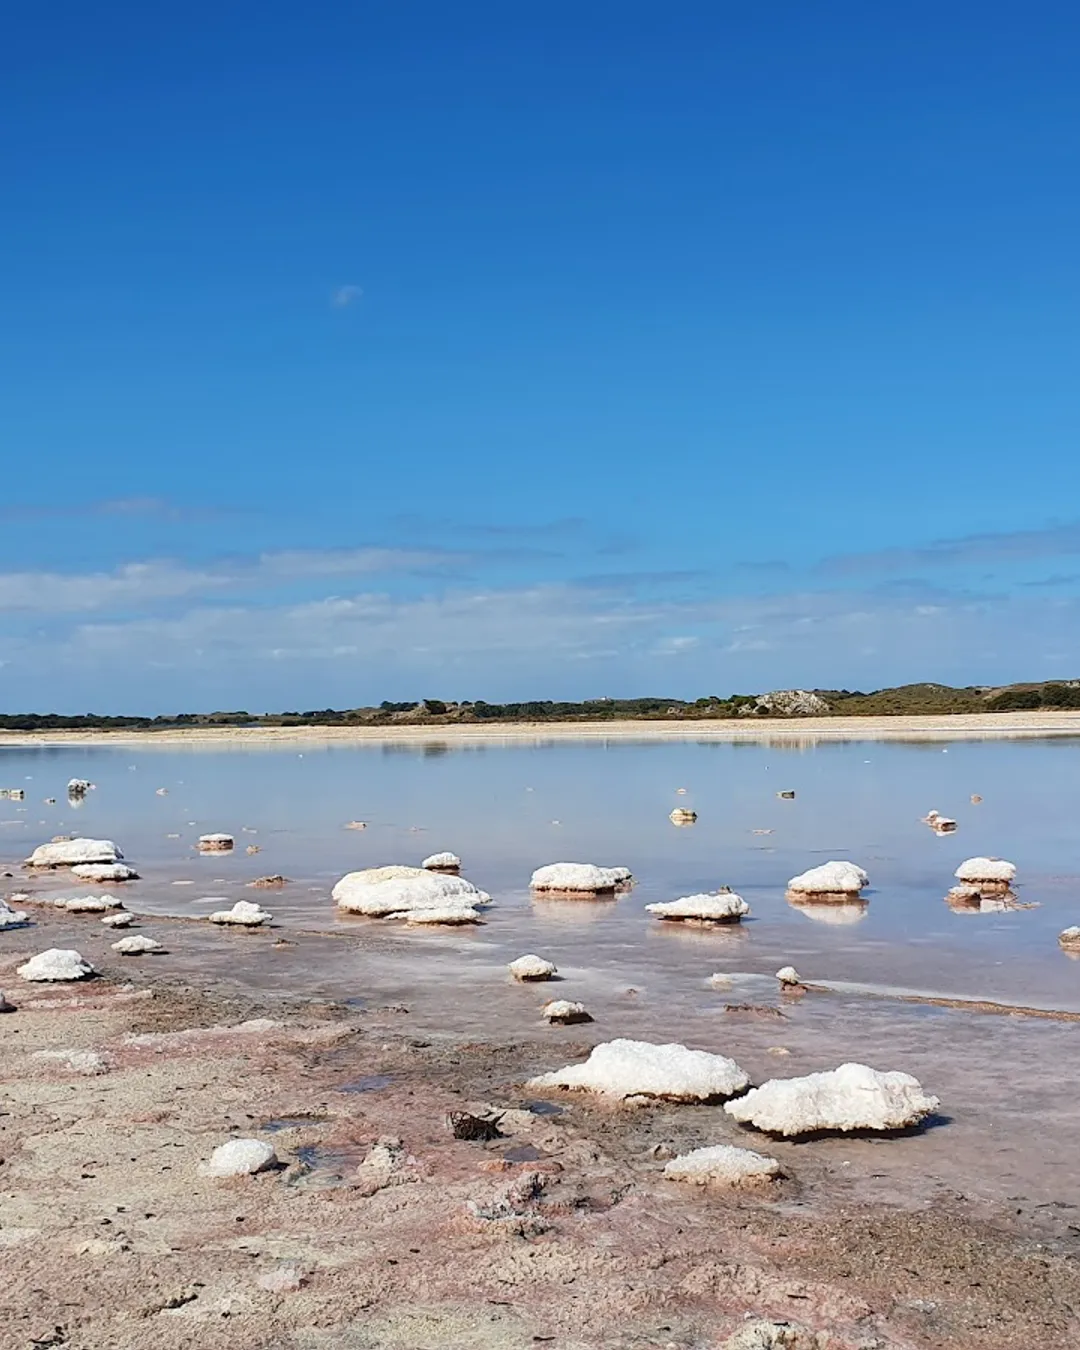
[646,892,750,924]
[725,1062,939,1136]
[530,863,631,893]
[528,1038,750,1101]
[71,863,139,883]
[955,857,1016,884]
[664,1144,782,1187]
[333,868,491,917]
[26,838,122,868]
[17,948,95,982]
[786,861,868,896]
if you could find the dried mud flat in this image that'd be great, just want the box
[2,917,1079,1350]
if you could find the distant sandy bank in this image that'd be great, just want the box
[2,709,1080,748]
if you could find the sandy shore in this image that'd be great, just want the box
[3,903,1080,1350]
[3,710,1080,748]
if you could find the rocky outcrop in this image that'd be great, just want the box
[739,690,830,717]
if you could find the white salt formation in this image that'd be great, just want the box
[55,894,124,913]
[724,1062,939,1136]
[111,935,163,955]
[199,1139,277,1178]
[529,863,632,893]
[26,837,121,868]
[17,948,95,982]
[775,966,802,986]
[786,861,868,897]
[669,808,697,825]
[528,1039,750,1101]
[1058,927,1080,949]
[198,833,235,852]
[332,867,491,919]
[955,857,1016,884]
[541,999,591,1024]
[101,912,134,928]
[663,1144,783,1188]
[67,779,92,795]
[921,810,957,833]
[208,900,272,926]
[646,892,749,925]
[509,954,557,981]
[71,863,139,882]
[421,851,461,871]
[394,905,484,925]
[0,900,29,929]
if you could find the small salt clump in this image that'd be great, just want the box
[528,1038,750,1101]
[421,851,461,871]
[954,857,1016,885]
[111,935,164,955]
[208,900,272,926]
[26,837,121,868]
[0,899,30,929]
[56,894,124,913]
[921,809,957,833]
[646,892,749,925]
[669,808,697,825]
[67,778,92,795]
[198,833,235,852]
[1058,926,1080,950]
[786,860,868,898]
[529,863,632,893]
[101,912,134,928]
[541,999,592,1025]
[199,1139,277,1177]
[17,948,95,982]
[724,1062,939,1136]
[663,1143,783,1188]
[775,966,802,986]
[71,863,139,883]
[509,954,557,982]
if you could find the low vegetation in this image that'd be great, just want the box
[2,680,1080,730]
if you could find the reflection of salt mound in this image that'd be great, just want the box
[669,808,697,825]
[392,905,484,925]
[664,1144,782,1188]
[955,857,1016,885]
[646,892,749,925]
[72,863,139,883]
[27,838,121,868]
[786,861,868,899]
[725,1062,939,1136]
[789,897,869,925]
[332,866,491,919]
[946,884,1019,913]
[18,948,95,982]
[421,852,461,871]
[530,863,632,893]
[528,1038,750,1101]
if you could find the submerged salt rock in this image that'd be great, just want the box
[786,860,868,896]
[26,838,121,868]
[528,1038,750,1101]
[17,948,95,982]
[663,1143,783,1187]
[510,954,557,982]
[541,999,592,1025]
[333,868,491,917]
[0,899,29,929]
[101,912,134,928]
[111,935,163,955]
[1058,927,1080,949]
[646,893,750,924]
[199,1138,277,1177]
[955,857,1016,884]
[669,808,698,825]
[71,863,139,883]
[57,894,124,913]
[208,900,272,926]
[421,851,461,871]
[725,1062,939,1136]
[530,863,632,893]
[198,833,235,852]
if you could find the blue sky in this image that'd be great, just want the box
[3,2,1080,712]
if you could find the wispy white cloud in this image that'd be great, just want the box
[331,284,364,307]
[820,521,1080,574]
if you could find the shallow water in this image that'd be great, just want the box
[4,735,1080,1012]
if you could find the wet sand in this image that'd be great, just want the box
[3,709,1080,747]
[3,904,1079,1350]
